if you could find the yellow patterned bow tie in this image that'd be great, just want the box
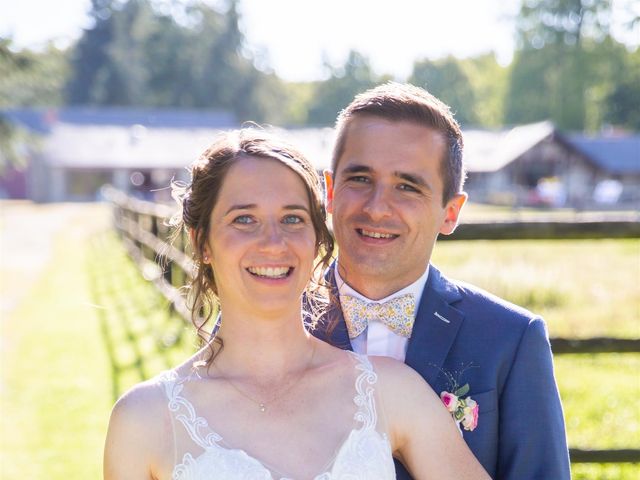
[341,294,416,339]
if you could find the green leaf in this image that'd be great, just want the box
[455,383,470,397]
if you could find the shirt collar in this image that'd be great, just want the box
[335,259,429,312]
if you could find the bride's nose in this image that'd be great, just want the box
[257,220,287,253]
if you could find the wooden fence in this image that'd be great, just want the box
[104,187,640,465]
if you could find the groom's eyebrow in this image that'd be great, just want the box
[395,171,430,190]
[340,164,371,176]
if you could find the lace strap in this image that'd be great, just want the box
[159,370,222,449]
[348,352,379,431]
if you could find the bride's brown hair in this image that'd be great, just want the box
[171,128,334,364]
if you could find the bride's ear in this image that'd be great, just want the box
[189,228,211,263]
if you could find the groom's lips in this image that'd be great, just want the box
[356,228,399,244]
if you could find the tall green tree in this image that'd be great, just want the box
[603,45,640,130]
[65,0,286,122]
[409,56,478,127]
[0,38,69,107]
[504,0,633,130]
[66,0,118,104]
[458,53,509,128]
[306,50,378,126]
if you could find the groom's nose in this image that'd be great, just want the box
[362,185,393,221]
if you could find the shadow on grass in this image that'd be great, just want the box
[87,232,193,401]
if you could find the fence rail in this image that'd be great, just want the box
[447,217,640,240]
[104,187,640,464]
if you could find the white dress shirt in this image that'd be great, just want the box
[335,262,429,362]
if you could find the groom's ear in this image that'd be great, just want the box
[323,170,334,214]
[439,192,467,236]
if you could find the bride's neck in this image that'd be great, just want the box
[214,309,314,379]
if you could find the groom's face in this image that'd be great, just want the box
[325,115,464,298]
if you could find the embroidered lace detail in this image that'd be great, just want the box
[350,351,378,430]
[158,353,394,479]
[162,370,223,449]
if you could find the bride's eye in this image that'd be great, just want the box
[282,214,304,225]
[233,215,255,225]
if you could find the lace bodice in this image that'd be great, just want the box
[158,352,395,480]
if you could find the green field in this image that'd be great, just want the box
[1,203,638,479]
[432,238,640,338]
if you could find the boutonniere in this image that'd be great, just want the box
[435,364,479,432]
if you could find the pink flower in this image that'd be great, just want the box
[440,391,459,412]
[461,401,479,431]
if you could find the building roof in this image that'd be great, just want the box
[569,134,640,175]
[41,124,337,171]
[463,121,556,173]
[41,123,226,169]
[270,126,336,171]
[1,107,236,133]
[3,108,636,176]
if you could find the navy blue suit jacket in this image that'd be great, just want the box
[313,263,570,479]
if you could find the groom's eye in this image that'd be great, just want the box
[347,175,369,183]
[398,183,419,193]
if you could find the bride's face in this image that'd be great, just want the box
[204,156,317,316]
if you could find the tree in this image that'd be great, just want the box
[306,50,378,126]
[505,0,633,130]
[0,38,69,107]
[516,0,613,49]
[66,0,117,104]
[409,56,478,127]
[603,47,640,129]
[458,53,509,128]
[64,0,287,122]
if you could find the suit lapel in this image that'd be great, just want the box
[405,265,465,387]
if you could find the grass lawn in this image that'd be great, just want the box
[556,354,640,479]
[1,206,114,479]
[1,203,638,479]
[431,238,640,338]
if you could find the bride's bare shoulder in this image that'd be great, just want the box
[368,355,424,381]
[367,356,441,407]
[109,374,170,428]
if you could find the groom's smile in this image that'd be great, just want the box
[357,227,399,242]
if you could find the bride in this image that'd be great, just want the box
[103,129,490,480]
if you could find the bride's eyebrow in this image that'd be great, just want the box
[224,204,310,215]
[224,204,256,215]
[283,205,310,212]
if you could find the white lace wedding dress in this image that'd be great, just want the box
[158,352,396,480]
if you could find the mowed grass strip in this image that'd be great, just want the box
[1,216,113,478]
[0,221,196,479]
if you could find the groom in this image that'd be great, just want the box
[315,82,570,479]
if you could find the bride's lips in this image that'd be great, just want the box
[246,265,294,281]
